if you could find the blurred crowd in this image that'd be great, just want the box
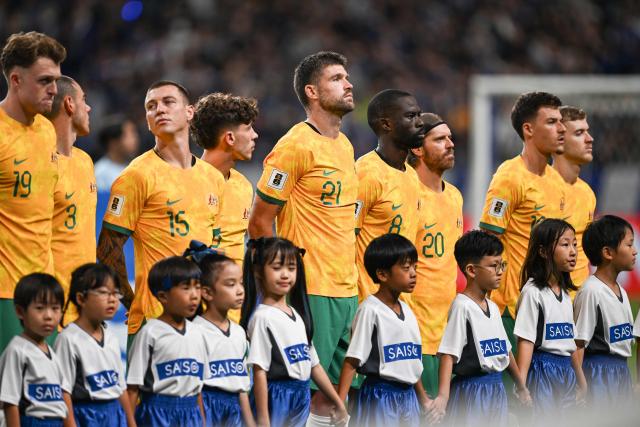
[2,0,640,189]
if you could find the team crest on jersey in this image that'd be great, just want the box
[355,200,363,219]
[208,194,219,206]
[90,182,97,193]
[267,169,288,191]
[488,198,508,219]
[108,195,125,216]
[242,208,250,220]
[457,218,463,228]
[50,152,58,163]
[560,197,565,211]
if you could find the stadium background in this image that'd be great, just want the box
[2,0,640,359]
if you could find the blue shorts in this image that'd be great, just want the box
[19,417,63,427]
[446,372,508,427]
[527,351,577,423]
[583,353,632,408]
[352,375,421,427]
[256,379,310,427]
[136,393,202,427]
[74,399,127,427]
[202,386,242,427]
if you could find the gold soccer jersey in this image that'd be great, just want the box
[480,156,566,318]
[52,148,97,325]
[103,150,225,333]
[256,122,358,298]
[410,181,463,355]
[0,108,58,297]
[563,177,596,288]
[355,151,421,300]
[213,168,253,265]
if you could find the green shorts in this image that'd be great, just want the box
[308,295,359,389]
[0,298,58,352]
[421,354,440,398]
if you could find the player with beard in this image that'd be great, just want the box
[479,92,568,353]
[407,113,463,398]
[248,51,358,425]
[552,106,597,289]
[44,76,97,327]
[355,89,424,300]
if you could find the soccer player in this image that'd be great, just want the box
[552,106,596,288]
[407,113,463,398]
[355,89,424,300]
[479,91,568,351]
[44,76,97,326]
[248,51,357,422]
[97,81,225,338]
[0,31,66,351]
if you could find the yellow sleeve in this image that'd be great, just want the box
[255,142,312,206]
[355,168,381,231]
[479,169,522,234]
[102,168,146,236]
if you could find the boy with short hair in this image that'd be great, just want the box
[573,215,637,407]
[429,231,531,426]
[0,273,70,426]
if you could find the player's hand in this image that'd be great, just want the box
[427,395,447,424]
[331,403,349,427]
[420,396,434,414]
[514,386,532,407]
[576,382,588,406]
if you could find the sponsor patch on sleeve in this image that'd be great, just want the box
[488,197,508,219]
[266,169,288,191]
[108,194,125,216]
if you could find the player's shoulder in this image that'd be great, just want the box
[492,156,528,181]
[355,151,384,175]
[229,168,252,187]
[194,157,225,182]
[275,122,317,149]
[575,177,596,198]
[443,180,463,202]
[71,147,94,167]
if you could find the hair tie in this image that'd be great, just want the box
[183,239,222,264]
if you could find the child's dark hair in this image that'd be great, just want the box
[64,263,121,318]
[583,215,634,266]
[520,219,577,292]
[183,240,234,289]
[240,237,313,342]
[14,273,64,310]
[148,256,201,298]
[454,230,504,273]
[364,234,418,284]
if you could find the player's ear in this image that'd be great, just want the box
[537,245,547,259]
[224,130,235,148]
[464,264,476,279]
[63,95,74,115]
[410,147,423,158]
[379,117,392,133]
[9,70,20,87]
[375,268,389,283]
[522,121,534,140]
[304,84,318,102]
[14,305,25,321]
[185,104,195,121]
[155,290,169,305]
[601,246,614,261]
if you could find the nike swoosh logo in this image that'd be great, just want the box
[323,169,337,176]
[424,222,437,230]
[166,198,182,206]
[13,158,27,165]
[65,192,75,200]
[534,204,545,211]
[392,203,402,211]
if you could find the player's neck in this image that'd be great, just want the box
[202,304,229,327]
[158,312,186,331]
[520,144,550,176]
[594,265,621,290]
[552,155,581,185]
[375,141,407,171]
[75,316,104,341]
[201,149,235,180]
[414,161,444,192]
[52,118,76,157]
[0,95,37,126]
[306,108,342,139]
[154,133,193,169]
[21,330,47,351]
[463,282,487,304]
[374,287,402,314]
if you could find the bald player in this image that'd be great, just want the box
[407,113,463,398]
[0,31,65,350]
[44,76,96,326]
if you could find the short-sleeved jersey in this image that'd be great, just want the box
[247,304,319,381]
[52,148,97,325]
[562,177,596,288]
[480,156,567,317]
[255,123,358,297]
[212,168,253,265]
[355,152,421,299]
[103,150,225,333]
[0,335,67,419]
[346,295,422,385]
[409,180,463,355]
[633,311,640,338]
[438,294,512,376]
[127,319,207,397]
[0,108,58,298]
[573,275,634,358]
[514,279,576,356]
[193,316,250,393]
[54,322,125,401]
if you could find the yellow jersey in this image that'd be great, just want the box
[256,122,358,298]
[213,168,253,265]
[103,150,225,333]
[480,156,566,318]
[563,177,596,288]
[0,108,58,298]
[355,151,421,299]
[409,180,463,355]
[52,148,97,325]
